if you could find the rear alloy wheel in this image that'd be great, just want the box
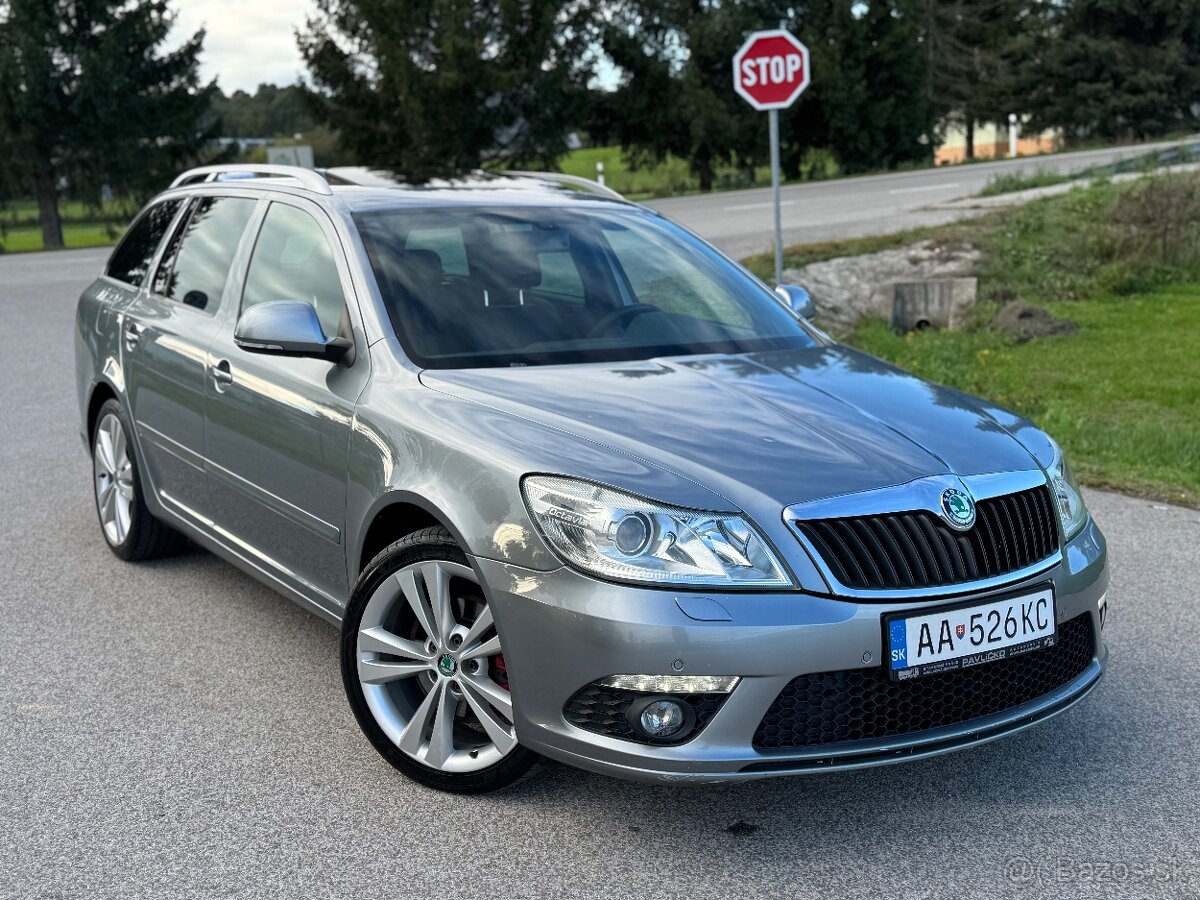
[341,528,536,793]
[93,411,134,547]
[90,399,187,561]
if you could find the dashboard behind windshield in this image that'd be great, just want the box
[355,205,817,369]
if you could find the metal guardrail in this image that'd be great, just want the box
[170,164,333,195]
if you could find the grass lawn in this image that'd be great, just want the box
[750,176,1200,508]
[2,197,127,224]
[1,197,127,253]
[851,288,1200,507]
[0,223,120,253]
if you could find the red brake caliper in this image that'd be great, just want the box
[491,654,510,691]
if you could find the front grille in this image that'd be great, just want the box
[753,612,1095,749]
[564,683,728,745]
[793,485,1060,591]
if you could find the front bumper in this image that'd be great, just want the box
[475,516,1109,784]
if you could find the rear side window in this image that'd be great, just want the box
[152,196,257,314]
[106,199,183,287]
[242,203,346,338]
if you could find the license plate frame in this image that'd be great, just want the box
[882,585,1057,682]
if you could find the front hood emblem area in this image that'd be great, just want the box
[940,487,977,531]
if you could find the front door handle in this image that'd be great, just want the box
[123,321,144,351]
[210,359,233,389]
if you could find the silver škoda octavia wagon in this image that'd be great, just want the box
[75,165,1109,793]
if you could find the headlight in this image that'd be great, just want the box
[1047,440,1088,539]
[521,475,791,588]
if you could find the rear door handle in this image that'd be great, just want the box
[210,359,233,388]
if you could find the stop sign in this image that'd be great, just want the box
[732,29,810,111]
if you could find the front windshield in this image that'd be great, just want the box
[355,205,817,368]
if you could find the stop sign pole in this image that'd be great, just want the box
[733,29,811,286]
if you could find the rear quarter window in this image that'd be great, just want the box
[106,199,184,287]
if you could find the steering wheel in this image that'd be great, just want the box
[587,303,660,338]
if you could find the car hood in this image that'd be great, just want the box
[420,345,1043,511]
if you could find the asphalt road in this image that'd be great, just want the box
[645,137,1195,257]
[2,247,1199,900]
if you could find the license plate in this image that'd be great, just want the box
[885,587,1056,681]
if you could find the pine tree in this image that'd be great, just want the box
[0,1,217,249]
[921,0,1025,159]
[791,0,936,173]
[598,1,777,191]
[1021,0,1200,141]
[299,0,596,178]
[600,2,938,184]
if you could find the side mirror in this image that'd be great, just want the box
[775,284,816,320]
[234,300,353,364]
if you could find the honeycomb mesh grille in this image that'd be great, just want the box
[793,486,1061,591]
[753,612,1095,750]
[564,683,728,745]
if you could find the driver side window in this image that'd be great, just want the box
[243,203,346,338]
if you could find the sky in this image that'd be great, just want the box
[170,1,318,94]
[169,1,620,96]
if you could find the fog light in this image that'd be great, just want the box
[624,695,697,742]
[640,699,686,737]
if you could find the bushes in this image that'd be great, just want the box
[978,173,1200,300]
[1109,175,1200,268]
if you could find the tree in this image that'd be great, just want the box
[600,2,938,185]
[213,84,318,138]
[788,0,936,174]
[299,1,597,178]
[598,1,779,191]
[921,0,1026,159]
[0,1,218,249]
[1020,0,1200,142]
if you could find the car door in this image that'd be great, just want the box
[203,198,368,609]
[122,193,259,518]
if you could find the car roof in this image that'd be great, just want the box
[167,164,636,213]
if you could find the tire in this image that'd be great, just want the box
[341,526,538,793]
[90,399,188,561]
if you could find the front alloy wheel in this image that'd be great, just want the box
[341,527,536,792]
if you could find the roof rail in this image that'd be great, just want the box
[507,171,626,201]
[170,164,333,195]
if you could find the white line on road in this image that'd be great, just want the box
[724,200,797,211]
[888,183,961,195]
